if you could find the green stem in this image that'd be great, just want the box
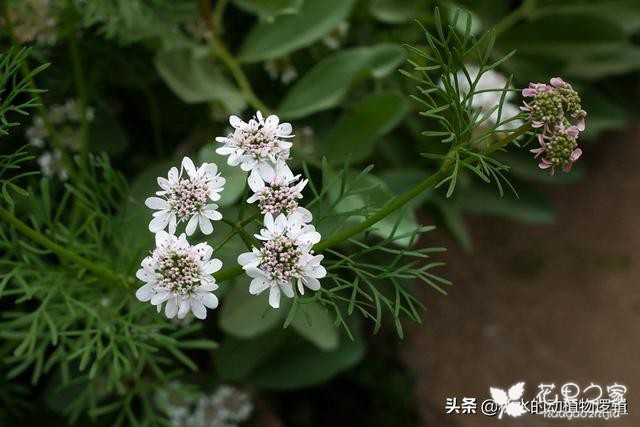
[68,25,90,159]
[493,0,537,36]
[0,205,123,284]
[209,34,271,113]
[213,0,229,33]
[213,123,532,283]
[1,1,75,174]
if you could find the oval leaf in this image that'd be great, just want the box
[278,44,405,119]
[238,0,356,62]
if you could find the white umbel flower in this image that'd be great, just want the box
[136,231,222,320]
[247,160,309,217]
[37,150,67,180]
[452,65,522,130]
[215,111,293,183]
[238,213,325,308]
[145,157,225,236]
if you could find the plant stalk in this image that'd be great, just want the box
[0,205,123,284]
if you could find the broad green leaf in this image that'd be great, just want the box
[250,331,365,390]
[238,0,356,62]
[323,170,418,246]
[198,145,247,207]
[154,48,245,111]
[498,12,626,61]
[232,0,303,21]
[536,0,640,35]
[457,186,556,225]
[369,0,421,24]
[321,92,408,164]
[216,331,286,381]
[278,44,405,119]
[290,301,339,351]
[219,281,288,338]
[379,168,432,208]
[564,46,640,81]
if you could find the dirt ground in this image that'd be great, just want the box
[403,125,640,426]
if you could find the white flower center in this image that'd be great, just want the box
[157,249,201,294]
[257,183,299,215]
[168,178,208,221]
[259,235,302,284]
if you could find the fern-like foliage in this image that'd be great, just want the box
[402,8,529,197]
[0,47,48,137]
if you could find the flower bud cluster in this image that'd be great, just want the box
[522,78,586,174]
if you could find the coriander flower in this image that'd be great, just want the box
[136,231,222,320]
[238,213,325,308]
[146,157,225,236]
[215,111,293,183]
[522,77,586,132]
[38,150,67,180]
[530,124,582,174]
[247,159,309,217]
[264,56,298,84]
[453,65,522,130]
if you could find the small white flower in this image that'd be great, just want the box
[264,56,298,84]
[37,150,67,180]
[247,160,309,217]
[215,111,293,183]
[452,65,522,130]
[145,156,225,236]
[135,231,222,320]
[323,21,349,50]
[238,212,325,309]
[26,116,48,148]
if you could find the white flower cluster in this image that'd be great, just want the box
[136,111,325,318]
[137,157,225,320]
[26,98,95,180]
[216,112,326,309]
[452,65,522,131]
[158,383,253,427]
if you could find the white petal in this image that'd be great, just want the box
[145,197,167,210]
[177,299,190,319]
[182,156,196,177]
[280,281,294,298]
[229,115,243,128]
[204,258,223,274]
[149,213,170,233]
[249,277,270,295]
[151,291,170,305]
[268,286,281,308]
[186,215,199,236]
[203,208,222,221]
[277,122,292,135]
[258,162,276,182]
[199,215,213,235]
[136,268,155,282]
[238,252,259,268]
[168,214,177,234]
[201,292,219,309]
[191,300,207,319]
[157,177,170,190]
[168,167,179,182]
[135,283,155,302]
[303,276,321,291]
[165,298,178,318]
